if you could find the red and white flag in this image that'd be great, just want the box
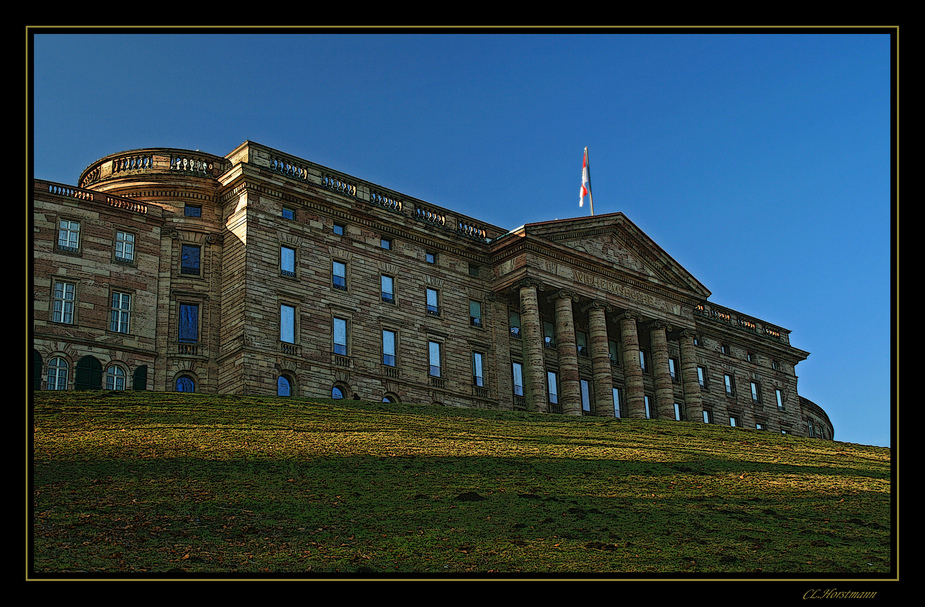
[579,147,591,208]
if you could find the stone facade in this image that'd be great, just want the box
[31,141,834,440]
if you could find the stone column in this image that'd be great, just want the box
[619,312,646,418]
[679,329,704,422]
[518,281,547,413]
[587,300,615,416]
[554,290,582,415]
[650,321,675,419]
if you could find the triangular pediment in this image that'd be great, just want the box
[521,212,711,299]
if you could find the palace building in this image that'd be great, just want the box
[30,141,834,440]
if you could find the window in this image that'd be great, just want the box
[333,317,348,355]
[721,344,730,355]
[472,352,484,387]
[469,300,482,327]
[176,376,195,392]
[697,366,708,389]
[771,360,781,371]
[512,361,523,396]
[333,261,347,290]
[703,409,714,424]
[724,373,735,396]
[639,350,647,373]
[580,379,591,412]
[747,352,756,363]
[775,388,785,410]
[425,251,436,264]
[612,387,622,417]
[428,341,442,377]
[105,366,126,390]
[609,340,619,365]
[47,357,68,390]
[751,381,761,403]
[509,311,521,338]
[115,231,135,262]
[382,330,396,366]
[184,204,202,217]
[277,376,291,396]
[180,244,200,275]
[281,246,296,277]
[674,403,683,421]
[332,385,345,399]
[468,263,480,277]
[543,322,556,348]
[178,303,199,343]
[426,288,440,316]
[333,223,345,236]
[280,304,295,343]
[52,280,75,324]
[57,219,80,252]
[547,371,559,405]
[669,358,678,381]
[381,275,395,304]
[756,422,766,430]
[730,415,739,427]
[282,206,295,220]
[109,292,131,334]
[644,395,653,419]
[576,332,589,357]
[381,237,392,250]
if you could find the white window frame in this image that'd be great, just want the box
[115,231,135,262]
[57,219,80,251]
[109,291,132,334]
[52,280,76,324]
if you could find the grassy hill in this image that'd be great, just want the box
[30,390,893,579]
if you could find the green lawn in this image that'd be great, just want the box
[30,390,892,578]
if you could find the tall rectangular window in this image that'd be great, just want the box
[426,288,440,316]
[724,374,735,396]
[178,303,199,343]
[697,366,708,389]
[181,244,201,275]
[381,275,395,303]
[609,340,619,365]
[428,341,442,377]
[645,395,652,419]
[577,332,589,357]
[580,379,591,412]
[751,381,761,403]
[543,322,556,348]
[52,280,75,324]
[332,261,347,291]
[668,358,678,381]
[613,387,622,417]
[333,317,348,355]
[639,350,647,372]
[57,220,80,251]
[280,304,295,343]
[110,292,131,333]
[674,402,683,421]
[382,330,396,366]
[115,231,135,262]
[512,361,523,396]
[472,352,484,387]
[469,300,482,327]
[547,371,559,404]
[776,388,785,410]
[281,246,296,277]
[509,311,521,338]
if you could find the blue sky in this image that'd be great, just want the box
[30,29,895,448]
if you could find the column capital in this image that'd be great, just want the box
[649,320,673,333]
[582,299,613,314]
[514,278,545,292]
[617,310,644,323]
[548,289,578,303]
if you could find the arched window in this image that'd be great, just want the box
[105,365,126,390]
[47,357,68,390]
[332,385,345,399]
[382,392,399,403]
[277,375,291,397]
[75,356,103,390]
[132,365,148,391]
[176,376,195,392]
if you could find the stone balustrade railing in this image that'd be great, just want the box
[37,180,150,215]
[694,303,788,343]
